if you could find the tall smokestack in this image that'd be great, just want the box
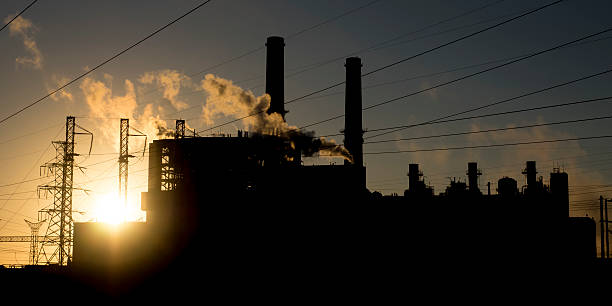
[523,161,537,192]
[265,36,286,120]
[343,57,363,167]
[550,169,569,219]
[467,162,481,193]
[408,164,422,192]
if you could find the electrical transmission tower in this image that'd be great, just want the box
[118,119,146,215]
[176,119,185,139]
[37,116,92,266]
[24,219,45,265]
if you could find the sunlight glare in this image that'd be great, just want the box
[94,193,126,225]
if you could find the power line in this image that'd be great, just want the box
[199,0,563,134]
[0,177,47,189]
[362,0,565,77]
[362,135,612,155]
[303,27,612,131]
[0,0,38,34]
[248,35,612,116]
[362,96,612,135]
[190,0,383,79]
[286,0,383,40]
[74,0,387,128]
[186,34,612,129]
[0,125,63,232]
[270,0,510,85]
[0,0,214,127]
[363,115,612,144]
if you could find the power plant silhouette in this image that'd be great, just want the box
[1,36,608,297]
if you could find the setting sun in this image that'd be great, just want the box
[93,193,126,225]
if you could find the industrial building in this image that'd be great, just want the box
[2,36,607,297]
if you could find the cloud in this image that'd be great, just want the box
[4,15,43,70]
[139,70,190,111]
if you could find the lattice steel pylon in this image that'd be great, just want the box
[24,219,45,265]
[119,119,129,210]
[37,116,92,266]
[119,119,146,216]
[175,119,185,139]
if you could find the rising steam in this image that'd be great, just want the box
[201,74,353,162]
[4,15,43,70]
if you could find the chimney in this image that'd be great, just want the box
[467,162,481,193]
[550,169,569,219]
[265,36,286,120]
[408,164,422,192]
[523,161,537,192]
[343,57,363,167]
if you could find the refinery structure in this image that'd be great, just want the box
[1,35,610,294]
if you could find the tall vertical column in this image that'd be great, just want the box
[343,57,363,167]
[119,119,129,210]
[606,199,610,258]
[176,119,185,139]
[523,161,537,194]
[467,162,481,193]
[265,36,286,120]
[601,196,605,258]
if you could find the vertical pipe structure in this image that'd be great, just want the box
[550,169,569,219]
[343,57,364,168]
[265,36,286,120]
[606,199,610,258]
[119,119,129,212]
[467,162,481,193]
[408,164,421,192]
[523,161,537,194]
[601,196,605,258]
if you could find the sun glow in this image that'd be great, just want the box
[94,193,127,225]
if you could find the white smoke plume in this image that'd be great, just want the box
[79,75,177,151]
[139,70,190,111]
[4,15,43,70]
[200,74,352,161]
[48,74,73,102]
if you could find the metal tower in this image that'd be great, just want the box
[119,119,130,209]
[175,119,185,139]
[118,119,146,214]
[24,219,45,265]
[37,116,92,265]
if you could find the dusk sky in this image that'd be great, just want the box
[1,0,612,264]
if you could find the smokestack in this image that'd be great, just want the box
[467,162,481,193]
[550,169,569,219]
[343,57,363,167]
[523,161,537,191]
[408,164,422,192]
[265,36,286,120]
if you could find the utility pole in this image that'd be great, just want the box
[37,116,92,265]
